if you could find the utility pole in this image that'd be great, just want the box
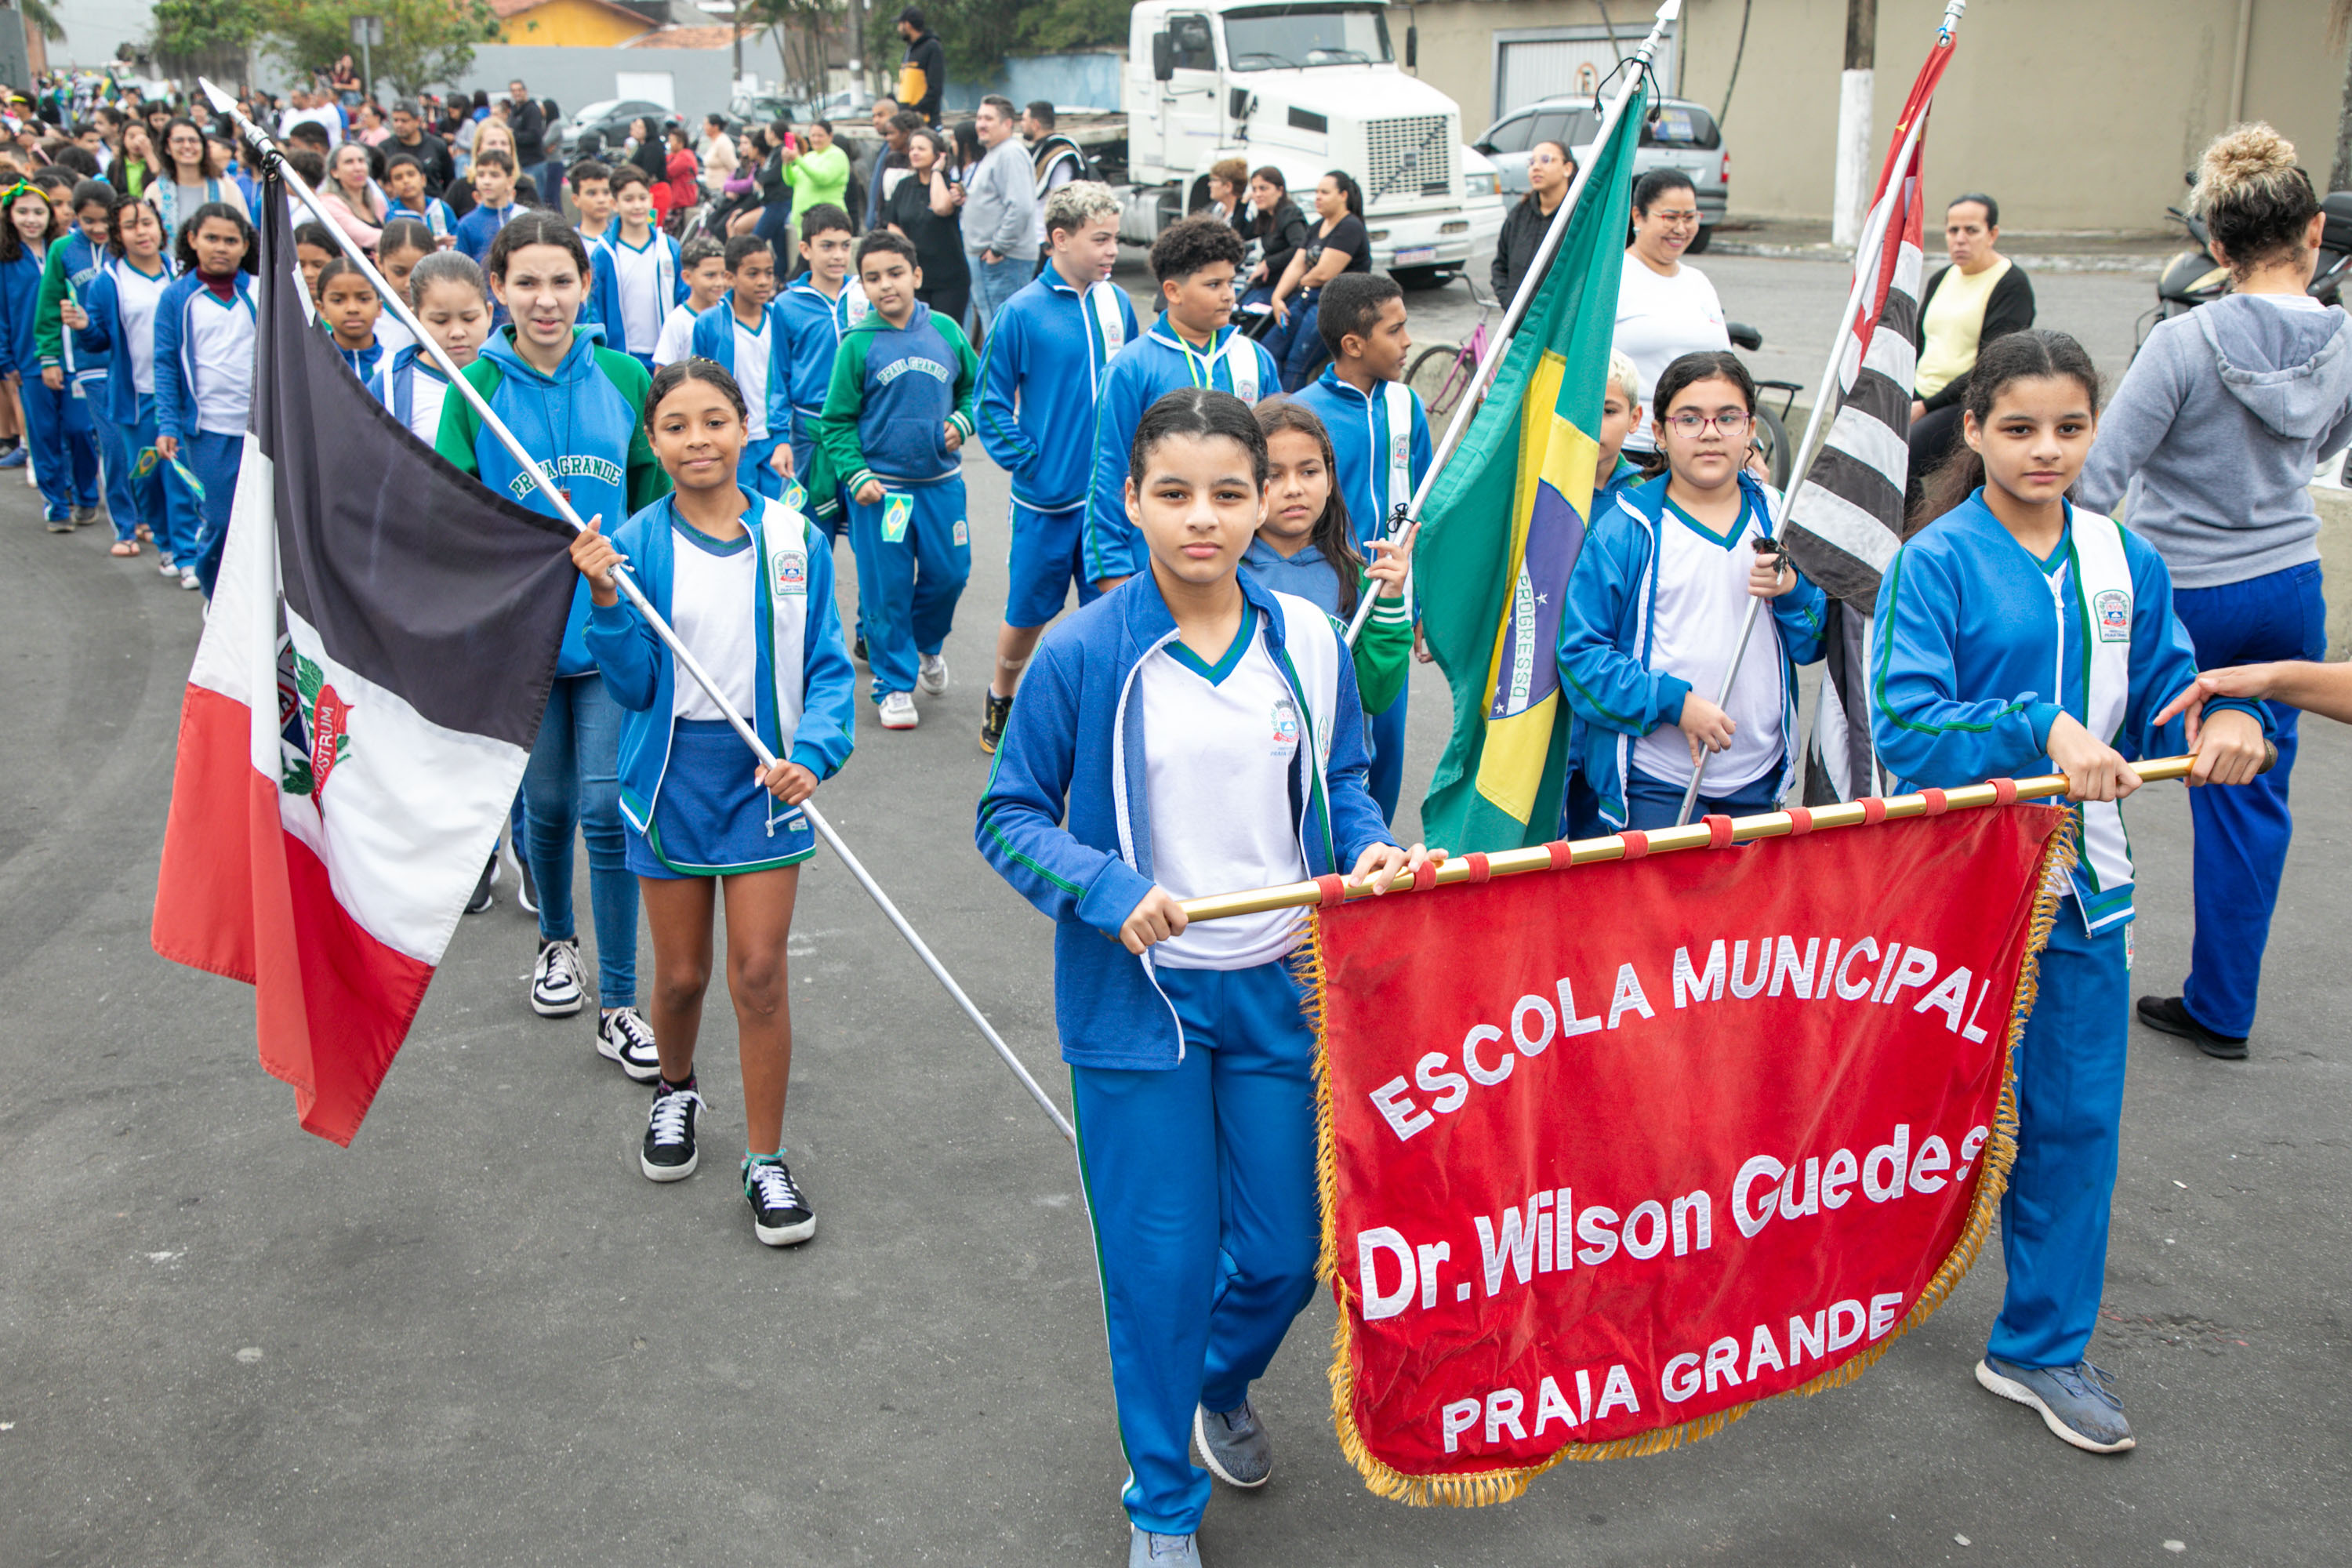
[1830,0,1876,247]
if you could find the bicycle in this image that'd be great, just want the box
[1405,284,1497,423]
[1726,322,1800,491]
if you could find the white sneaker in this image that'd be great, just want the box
[157,557,179,577]
[531,937,586,1017]
[879,691,919,729]
[917,652,949,695]
[179,565,201,590]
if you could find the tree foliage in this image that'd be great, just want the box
[154,0,503,96]
[256,0,504,96]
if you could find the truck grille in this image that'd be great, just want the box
[1365,114,1455,201]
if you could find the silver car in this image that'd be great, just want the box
[1472,94,1730,252]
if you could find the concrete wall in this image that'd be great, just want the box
[438,42,735,117]
[1403,0,2343,233]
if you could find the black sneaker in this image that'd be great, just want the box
[853,630,868,665]
[641,1083,703,1181]
[464,851,497,914]
[2136,995,2249,1060]
[505,838,539,915]
[742,1153,815,1246]
[980,691,1014,753]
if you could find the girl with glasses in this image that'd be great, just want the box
[1559,350,1824,833]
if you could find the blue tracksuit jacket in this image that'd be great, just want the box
[978,267,1140,514]
[688,292,795,440]
[0,247,48,380]
[152,271,257,442]
[1292,367,1432,546]
[452,201,519,270]
[1083,316,1280,582]
[38,230,110,391]
[72,256,172,427]
[585,493,858,833]
[584,229,684,347]
[775,275,865,445]
[815,301,978,493]
[1557,470,1827,829]
[1871,491,2270,927]
[975,568,1393,1069]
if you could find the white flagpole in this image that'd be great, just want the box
[1672,0,1965,825]
[1342,0,1681,650]
[201,82,1076,1148]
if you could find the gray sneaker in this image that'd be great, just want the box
[1194,1398,1272,1487]
[1976,1356,2136,1453]
[1128,1527,1202,1567]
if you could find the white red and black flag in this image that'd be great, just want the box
[151,168,575,1145]
[1780,27,1959,804]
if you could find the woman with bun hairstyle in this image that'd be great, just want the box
[2077,123,2352,1063]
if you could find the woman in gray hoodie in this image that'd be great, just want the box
[2078,123,2352,1062]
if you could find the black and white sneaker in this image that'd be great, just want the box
[980,691,1013,754]
[597,1006,661,1081]
[531,937,586,1017]
[641,1083,703,1181]
[853,630,867,665]
[742,1154,815,1246]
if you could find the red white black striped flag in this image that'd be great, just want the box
[1781,26,1960,804]
[151,170,576,1145]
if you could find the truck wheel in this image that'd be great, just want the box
[1685,224,1714,256]
[1391,265,1454,292]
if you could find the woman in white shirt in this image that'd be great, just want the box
[1613,169,1730,456]
[697,114,739,198]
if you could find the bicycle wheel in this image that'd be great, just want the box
[1753,404,1793,491]
[1409,343,1472,421]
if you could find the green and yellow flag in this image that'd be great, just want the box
[1416,85,1645,852]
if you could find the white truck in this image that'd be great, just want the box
[1058,0,1504,289]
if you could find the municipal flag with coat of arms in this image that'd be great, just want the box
[150,167,578,1145]
[1416,78,1646,852]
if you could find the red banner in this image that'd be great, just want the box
[1309,804,2068,1503]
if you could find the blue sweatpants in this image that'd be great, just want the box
[846,474,970,702]
[738,433,786,500]
[91,388,154,543]
[22,373,96,521]
[1071,960,1320,1537]
[2171,562,2325,1039]
[1366,696,1407,822]
[180,430,244,597]
[1987,909,2131,1370]
[1004,498,1101,630]
[1621,764,1781,833]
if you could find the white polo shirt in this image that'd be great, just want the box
[1631,493,1786,793]
[1140,605,1312,971]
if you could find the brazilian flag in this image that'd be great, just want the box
[1416,82,1645,852]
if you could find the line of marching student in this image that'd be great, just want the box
[43,105,2347,1563]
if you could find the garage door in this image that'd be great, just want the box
[1495,32,1678,120]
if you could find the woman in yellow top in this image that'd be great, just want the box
[1906,192,2034,508]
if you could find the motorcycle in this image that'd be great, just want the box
[2139,174,2352,348]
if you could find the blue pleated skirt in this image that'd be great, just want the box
[626,719,816,879]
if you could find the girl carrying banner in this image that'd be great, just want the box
[568,358,856,1246]
[1873,328,2272,1454]
[152,201,259,594]
[977,387,1432,1568]
[434,211,669,1080]
[61,194,172,562]
[1559,350,1826,833]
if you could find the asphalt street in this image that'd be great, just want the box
[4,254,2349,1568]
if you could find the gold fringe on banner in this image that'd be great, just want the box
[1312,811,2077,1506]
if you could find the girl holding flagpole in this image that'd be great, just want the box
[1558,350,1824,833]
[567,358,855,1246]
[1871,328,2271,1455]
[434,210,669,1080]
[977,386,1430,1568]
[61,193,173,564]
[151,201,259,594]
